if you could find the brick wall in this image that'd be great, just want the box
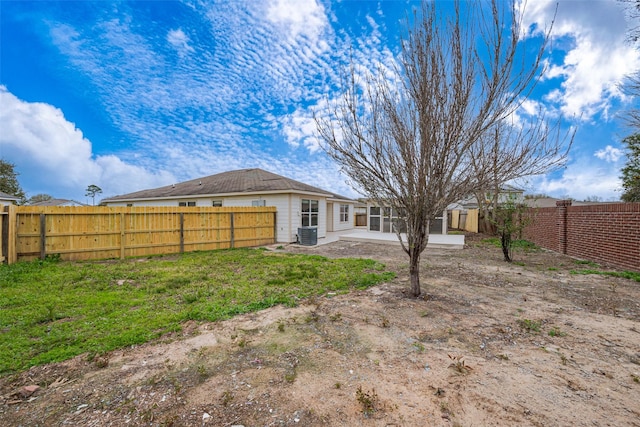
[522,201,640,272]
[522,207,558,251]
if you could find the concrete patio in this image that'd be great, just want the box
[317,229,465,249]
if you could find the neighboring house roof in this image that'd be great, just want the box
[500,184,525,193]
[103,168,354,203]
[0,191,20,203]
[30,199,88,207]
[454,186,525,209]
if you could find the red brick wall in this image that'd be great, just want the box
[522,202,640,272]
[522,207,558,252]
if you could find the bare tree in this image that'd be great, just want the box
[470,117,569,233]
[620,0,640,129]
[315,0,571,297]
[619,0,640,44]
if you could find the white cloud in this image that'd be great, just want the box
[521,0,640,120]
[280,114,324,155]
[0,87,174,199]
[594,145,624,162]
[167,28,194,56]
[531,157,622,201]
[266,0,328,43]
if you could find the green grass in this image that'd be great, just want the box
[0,249,395,375]
[569,269,640,282]
[573,259,600,268]
[482,238,539,251]
[518,318,541,333]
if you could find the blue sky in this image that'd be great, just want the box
[1,0,638,203]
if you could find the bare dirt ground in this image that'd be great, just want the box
[2,234,639,427]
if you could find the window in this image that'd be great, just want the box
[369,205,406,233]
[212,200,223,207]
[179,201,196,207]
[301,199,318,227]
[126,203,133,207]
[369,206,380,231]
[252,200,266,207]
[339,204,349,222]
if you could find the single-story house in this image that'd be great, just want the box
[29,198,88,207]
[0,191,20,206]
[101,168,356,243]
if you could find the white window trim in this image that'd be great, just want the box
[339,204,349,223]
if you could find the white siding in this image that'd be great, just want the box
[104,199,189,207]
[318,198,327,238]
[103,193,341,244]
[220,195,291,243]
[331,201,355,232]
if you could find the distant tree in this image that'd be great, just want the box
[85,184,103,206]
[316,0,571,297]
[524,193,550,199]
[583,195,603,202]
[27,194,53,204]
[620,133,640,201]
[0,159,26,204]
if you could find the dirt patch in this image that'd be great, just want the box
[2,235,639,426]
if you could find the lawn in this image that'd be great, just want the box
[0,248,395,375]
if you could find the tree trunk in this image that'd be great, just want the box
[501,231,512,262]
[409,249,421,297]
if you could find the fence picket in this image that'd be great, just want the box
[5,206,276,263]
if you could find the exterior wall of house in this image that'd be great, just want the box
[523,201,640,272]
[289,194,327,242]
[366,202,448,234]
[329,201,355,232]
[216,194,292,242]
[103,193,352,244]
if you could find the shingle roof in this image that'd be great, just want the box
[103,168,353,202]
[0,191,20,201]
[30,199,87,206]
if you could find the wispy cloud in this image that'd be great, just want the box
[2,0,635,202]
[167,28,195,57]
[522,0,640,120]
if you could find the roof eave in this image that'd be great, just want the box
[103,189,335,203]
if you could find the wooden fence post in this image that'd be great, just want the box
[40,214,46,260]
[5,205,17,264]
[1,207,6,263]
[273,211,277,244]
[179,213,184,253]
[230,212,235,248]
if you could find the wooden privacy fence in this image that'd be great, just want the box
[1,205,276,264]
[0,210,6,263]
[448,209,479,233]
